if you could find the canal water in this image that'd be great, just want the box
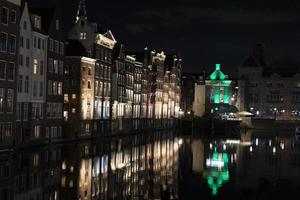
[1,129,300,199]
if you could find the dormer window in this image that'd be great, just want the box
[34,16,41,30]
[80,32,87,40]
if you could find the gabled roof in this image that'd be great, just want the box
[103,30,117,42]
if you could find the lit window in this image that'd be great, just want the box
[33,153,39,167]
[34,125,40,138]
[72,108,76,113]
[33,59,38,74]
[34,16,41,29]
[80,32,87,40]
[58,82,62,95]
[64,94,68,103]
[72,94,76,99]
[64,111,68,121]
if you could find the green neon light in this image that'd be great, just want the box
[209,64,227,81]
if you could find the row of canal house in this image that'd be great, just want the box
[0,0,182,148]
[62,0,182,139]
[0,0,65,148]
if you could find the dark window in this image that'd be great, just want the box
[40,61,43,75]
[19,36,23,47]
[25,56,29,68]
[38,38,41,49]
[18,75,22,92]
[7,62,14,81]
[26,38,30,49]
[0,61,6,80]
[19,54,23,66]
[25,76,29,93]
[10,10,16,23]
[1,7,8,25]
[8,35,16,54]
[34,36,36,48]
[23,21,27,30]
[0,32,8,52]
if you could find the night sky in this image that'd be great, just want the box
[30,0,300,75]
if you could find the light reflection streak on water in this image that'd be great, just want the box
[0,132,185,200]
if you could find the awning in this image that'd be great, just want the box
[237,111,254,116]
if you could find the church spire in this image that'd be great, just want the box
[76,0,87,23]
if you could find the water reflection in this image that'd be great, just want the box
[0,131,184,200]
[188,130,300,199]
[3,129,300,199]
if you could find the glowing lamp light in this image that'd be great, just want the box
[273,147,276,154]
[249,146,253,153]
[269,140,272,147]
[210,143,213,150]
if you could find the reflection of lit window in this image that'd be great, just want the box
[70,166,74,173]
[72,108,76,113]
[69,180,74,188]
[62,161,67,170]
[85,123,90,133]
[34,125,40,138]
[61,176,66,187]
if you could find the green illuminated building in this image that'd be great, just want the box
[206,64,232,105]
